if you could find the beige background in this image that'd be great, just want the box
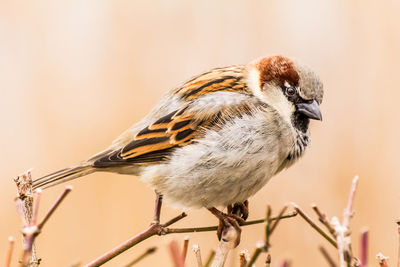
[1,1,400,266]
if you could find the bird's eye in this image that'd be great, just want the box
[285,87,296,96]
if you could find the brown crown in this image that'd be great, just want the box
[257,56,300,89]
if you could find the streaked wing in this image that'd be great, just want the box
[93,107,202,166]
[93,65,256,167]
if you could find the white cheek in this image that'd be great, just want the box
[263,86,295,123]
[247,67,294,124]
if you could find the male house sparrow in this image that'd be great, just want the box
[33,55,323,244]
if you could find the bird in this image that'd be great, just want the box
[33,55,323,246]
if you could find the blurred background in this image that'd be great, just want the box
[1,0,400,266]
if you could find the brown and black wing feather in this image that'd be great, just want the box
[92,108,206,167]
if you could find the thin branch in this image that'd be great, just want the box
[376,253,389,267]
[343,176,359,228]
[17,186,72,267]
[192,244,203,267]
[162,213,187,227]
[246,241,265,267]
[181,236,189,264]
[4,236,15,267]
[153,193,162,224]
[312,204,335,237]
[239,250,249,267]
[165,212,297,235]
[169,240,184,267]
[332,176,360,267]
[397,220,400,267]
[269,206,287,235]
[291,203,337,248]
[319,246,338,267]
[360,229,368,267]
[31,189,41,226]
[84,194,187,267]
[85,223,161,267]
[204,250,215,267]
[86,198,297,267]
[14,170,38,267]
[265,254,271,267]
[265,206,272,251]
[124,247,156,267]
[37,186,72,230]
[331,216,348,267]
[211,227,237,267]
[280,259,290,267]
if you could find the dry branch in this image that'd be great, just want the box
[239,250,249,267]
[312,204,335,236]
[182,236,189,264]
[397,221,400,267]
[246,241,265,267]
[211,227,237,267]
[359,229,368,267]
[204,250,215,267]
[169,240,184,267]
[192,244,203,267]
[376,253,389,267]
[123,247,156,267]
[291,203,337,248]
[319,246,337,267]
[4,236,15,267]
[14,170,72,267]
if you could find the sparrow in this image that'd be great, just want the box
[33,55,323,245]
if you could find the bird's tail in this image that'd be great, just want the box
[33,164,95,190]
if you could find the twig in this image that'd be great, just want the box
[84,216,182,267]
[14,170,39,267]
[333,176,359,267]
[192,244,203,267]
[211,227,237,267]
[269,206,287,235]
[280,259,290,267]
[360,229,368,267]
[291,203,337,248]
[376,253,389,267]
[265,206,272,251]
[85,211,295,267]
[37,186,72,230]
[319,246,338,267]
[182,236,189,263]
[239,250,249,267]
[17,186,72,267]
[312,204,335,236]
[204,250,215,267]
[343,176,358,228]
[4,236,15,267]
[165,212,297,235]
[169,240,184,267]
[246,241,265,267]
[123,247,156,267]
[331,216,348,267]
[153,193,162,224]
[69,261,81,267]
[397,220,400,267]
[265,254,271,267]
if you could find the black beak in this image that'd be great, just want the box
[296,100,322,121]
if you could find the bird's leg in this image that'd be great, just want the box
[208,207,245,247]
[152,191,163,225]
[231,200,249,221]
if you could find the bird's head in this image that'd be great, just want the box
[247,55,323,132]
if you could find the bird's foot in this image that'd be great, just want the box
[229,200,249,221]
[208,207,245,247]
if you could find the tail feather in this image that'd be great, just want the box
[33,165,95,189]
